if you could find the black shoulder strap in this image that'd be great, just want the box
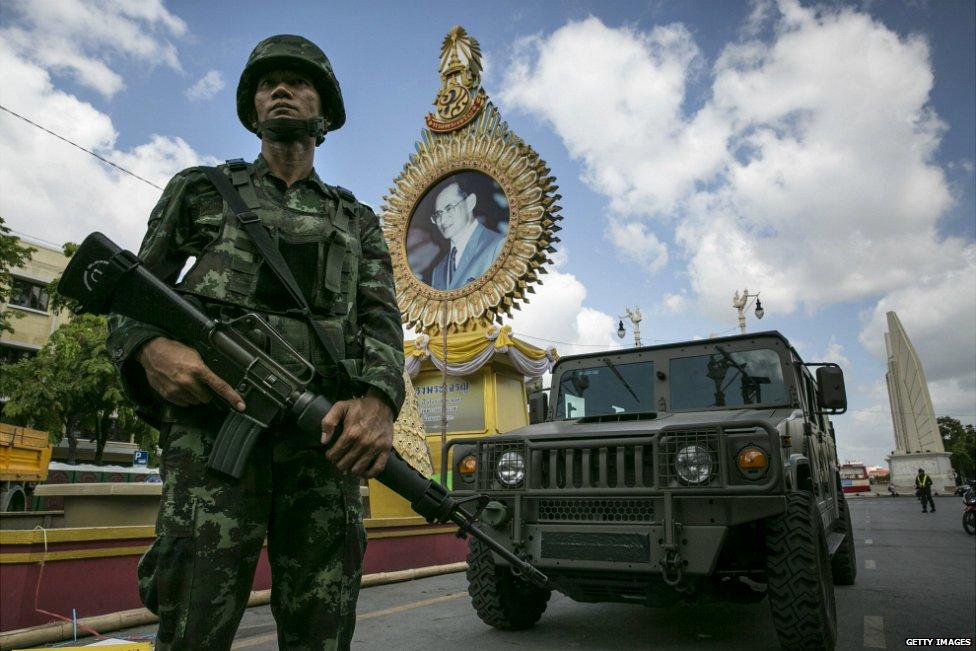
[200,164,346,372]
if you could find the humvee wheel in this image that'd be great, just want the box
[830,494,857,585]
[466,538,551,630]
[765,492,837,650]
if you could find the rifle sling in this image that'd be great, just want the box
[200,165,347,375]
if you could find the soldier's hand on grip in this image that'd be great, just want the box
[322,391,394,479]
[137,336,246,411]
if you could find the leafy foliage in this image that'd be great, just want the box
[0,216,37,334]
[44,241,79,315]
[938,416,976,482]
[1,259,158,464]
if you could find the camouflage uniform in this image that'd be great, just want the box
[107,154,404,650]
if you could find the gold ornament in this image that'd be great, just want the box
[392,371,434,475]
[382,103,563,334]
[384,26,563,334]
[426,26,486,133]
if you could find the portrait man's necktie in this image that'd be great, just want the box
[448,247,457,284]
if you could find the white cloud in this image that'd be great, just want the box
[660,292,690,315]
[2,0,186,98]
[501,18,717,218]
[858,257,976,385]
[500,3,966,309]
[509,269,620,358]
[823,338,851,373]
[185,70,225,102]
[0,15,214,253]
[500,1,974,420]
[929,377,976,424]
[605,219,668,274]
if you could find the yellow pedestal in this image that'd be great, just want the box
[367,355,528,520]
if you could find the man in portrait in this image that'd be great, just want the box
[428,179,505,290]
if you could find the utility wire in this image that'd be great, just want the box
[513,331,670,348]
[0,107,760,344]
[7,228,63,250]
[0,104,164,190]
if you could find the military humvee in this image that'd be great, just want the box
[448,331,855,650]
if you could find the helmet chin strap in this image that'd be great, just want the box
[256,117,328,146]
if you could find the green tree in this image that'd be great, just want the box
[0,216,37,334]
[938,416,976,483]
[43,241,78,314]
[0,310,156,464]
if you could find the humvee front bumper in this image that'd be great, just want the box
[448,422,788,579]
[473,494,786,577]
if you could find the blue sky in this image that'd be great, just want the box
[0,0,973,467]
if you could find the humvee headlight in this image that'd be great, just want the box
[736,446,769,480]
[496,451,525,486]
[675,445,713,485]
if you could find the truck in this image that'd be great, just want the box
[0,422,52,511]
[447,331,856,650]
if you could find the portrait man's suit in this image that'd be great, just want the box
[430,221,505,290]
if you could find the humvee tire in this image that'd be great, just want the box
[467,538,551,630]
[830,495,857,585]
[765,492,837,650]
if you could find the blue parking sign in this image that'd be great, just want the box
[134,450,149,465]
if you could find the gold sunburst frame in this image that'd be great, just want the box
[381,28,563,334]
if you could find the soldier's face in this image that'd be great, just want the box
[432,183,474,241]
[253,68,322,126]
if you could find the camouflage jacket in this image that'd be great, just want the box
[107,155,405,419]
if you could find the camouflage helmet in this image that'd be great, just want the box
[236,34,346,133]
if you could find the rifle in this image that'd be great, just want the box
[59,232,548,588]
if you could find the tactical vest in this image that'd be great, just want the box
[177,160,364,385]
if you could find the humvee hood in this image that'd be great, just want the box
[496,407,792,442]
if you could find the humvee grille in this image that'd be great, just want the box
[537,498,654,523]
[533,444,655,489]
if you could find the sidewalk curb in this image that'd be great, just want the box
[0,562,469,650]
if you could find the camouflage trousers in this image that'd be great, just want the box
[139,413,365,650]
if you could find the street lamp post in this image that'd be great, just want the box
[732,288,764,334]
[616,306,643,347]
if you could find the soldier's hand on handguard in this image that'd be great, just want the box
[137,336,247,411]
[321,390,394,479]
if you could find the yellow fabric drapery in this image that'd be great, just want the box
[404,325,555,378]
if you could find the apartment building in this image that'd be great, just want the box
[1,238,70,364]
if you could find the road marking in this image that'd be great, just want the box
[232,632,286,649]
[865,559,877,570]
[864,539,873,545]
[230,592,469,649]
[358,591,468,621]
[863,615,886,648]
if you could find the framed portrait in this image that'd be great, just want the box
[380,103,562,332]
[406,171,510,291]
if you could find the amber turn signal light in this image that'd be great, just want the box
[458,455,478,476]
[736,446,769,479]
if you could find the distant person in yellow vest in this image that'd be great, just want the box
[915,468,936,513]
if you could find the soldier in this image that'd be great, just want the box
[106,35,404,649]
[915,467,936,513]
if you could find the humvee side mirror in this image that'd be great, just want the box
[528,391,549,424]
[816,365,847,414]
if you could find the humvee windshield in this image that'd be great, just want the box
[554,359,655,419]
[669,346,788,411]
